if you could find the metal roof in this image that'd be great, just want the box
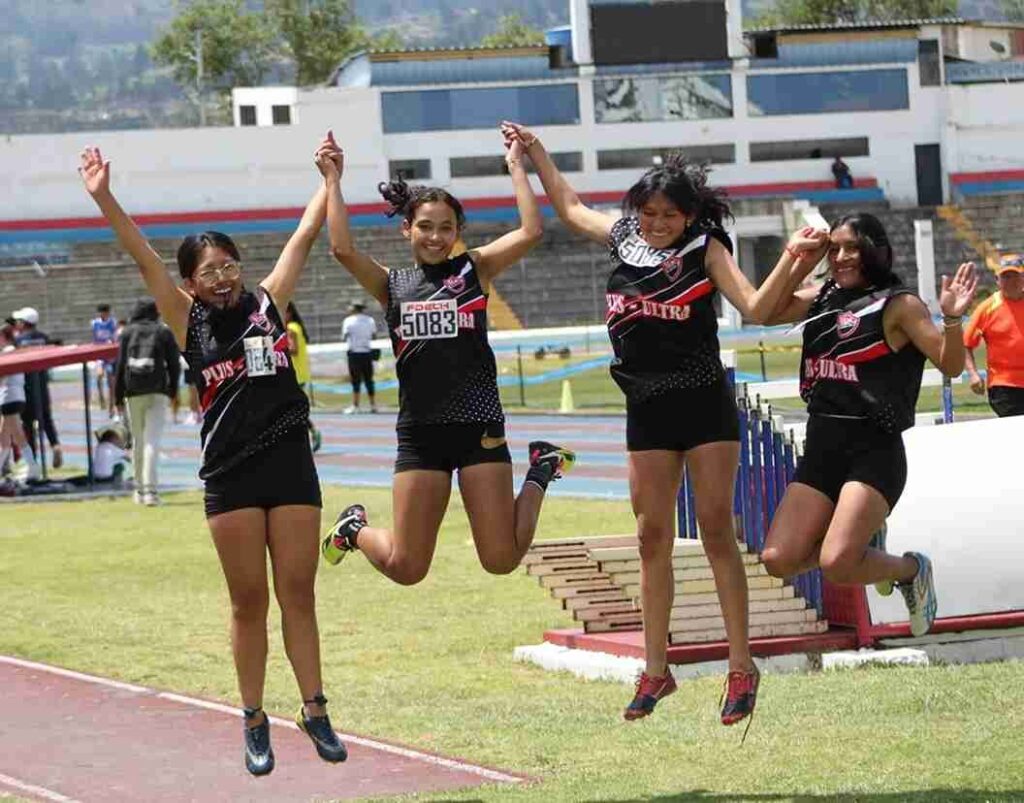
[744,17,965,35]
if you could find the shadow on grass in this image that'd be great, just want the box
[604,792,1024,802]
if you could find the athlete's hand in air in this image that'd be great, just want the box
[314,130,344,181]
[78,146,111,197]
[968,371,986,395]
[500,121,538,151]
[786,226,828,265]
[504,135,526,169]
[939,261,978,318]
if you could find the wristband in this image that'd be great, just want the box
[785,245,800,259]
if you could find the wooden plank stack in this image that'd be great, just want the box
[524,535,828,644]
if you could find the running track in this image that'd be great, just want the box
[45,381,632,499]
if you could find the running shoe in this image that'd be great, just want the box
[869,522,895,597]
[321,504,366,565]
[623,670,677,721]
[900,551,937,637]
[296,701,348,763]
[720,664,760,726]
[243,709,274,776]
[528,441,576,481]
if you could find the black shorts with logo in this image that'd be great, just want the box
[793,414,907,511]
[626,379,740,453]
[395,421,511,474]
[204,424,322,516]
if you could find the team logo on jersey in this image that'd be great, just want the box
[248,311,272,333]
[606,293,627,314]
[836,311,860,339]
[660,255,684,282]
[443,274,466,294]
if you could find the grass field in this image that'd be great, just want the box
[2,489,1022,802]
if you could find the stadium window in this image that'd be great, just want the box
[451,151,582,178]
[918,40,941,87]
[747,69,909,116]
[239,105,257,126]
[750,137,869,162]
[389,159,431,181]
[382,84,580,133]
[271,105,291,125]
[594,74,732,123]
[597,144,734,171]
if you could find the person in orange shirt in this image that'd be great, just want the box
[964,253,1024,417]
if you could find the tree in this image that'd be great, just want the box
[267,0,400,87]
[479,13,546,47]
[750,0,955,27]
[151,0,276,121]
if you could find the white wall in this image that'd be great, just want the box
[232,86,299,127]
[944,83,1024,174]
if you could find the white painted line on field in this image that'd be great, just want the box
[0,772,81,803]
[0,655,149,693]
[2,656,524,786]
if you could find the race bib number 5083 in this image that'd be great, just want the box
[399,299,458,340]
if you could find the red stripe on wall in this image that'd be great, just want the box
[950,169,1024,184]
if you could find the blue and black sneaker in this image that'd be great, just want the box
[243,707,274,776]
[296,694,348,763]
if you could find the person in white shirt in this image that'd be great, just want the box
[341,302,378,413]
[1,322,40,486]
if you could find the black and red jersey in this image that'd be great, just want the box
[184,286,309,480]
[799,281,926,433]
[385,253,503,427]
[605,217,731,401]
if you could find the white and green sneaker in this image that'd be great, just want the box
[899,551,937,637]
[869,522,894,597]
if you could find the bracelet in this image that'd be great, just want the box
[784,245,800,259]
[943,317,962,329]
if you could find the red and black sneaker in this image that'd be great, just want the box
[720,665,760,736]
[623,670,677,721]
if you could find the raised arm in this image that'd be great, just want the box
[319,132,389,307]
[890,262,978,377]
[471,136,542,284]
[708,227,828,325]
[260,140,331,312]
[502,121,617,245]
[78,147,192,347]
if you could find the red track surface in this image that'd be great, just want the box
[0,656,523,803]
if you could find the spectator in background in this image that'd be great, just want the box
[90,303,118,418]
[831,156,853,189]
[965,253,1024,417]
[285,302,322,452]
[12,306,63,470]
[341,302,378,414]
[1,322,41,489]
[114,299,181,505]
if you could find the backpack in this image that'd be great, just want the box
[123,322,167,396]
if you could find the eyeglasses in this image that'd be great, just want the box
[195,262,241,283]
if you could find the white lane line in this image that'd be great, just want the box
[1,656,523,785]
[0,773,81,803]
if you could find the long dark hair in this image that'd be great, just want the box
[378,177,466,229]
[830,213,900,288]
[286,302,309,343]
[622,154,732,230]
[176,231,241,280]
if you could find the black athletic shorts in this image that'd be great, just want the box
[204,424,322,516]
[1,401,25,415]
[348,352,374,393]
[395,421,511,474]
[988,385,1024,418]
[626,379,740,453]
[794,414,907,511]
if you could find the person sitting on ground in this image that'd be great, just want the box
[65,421,132,488]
